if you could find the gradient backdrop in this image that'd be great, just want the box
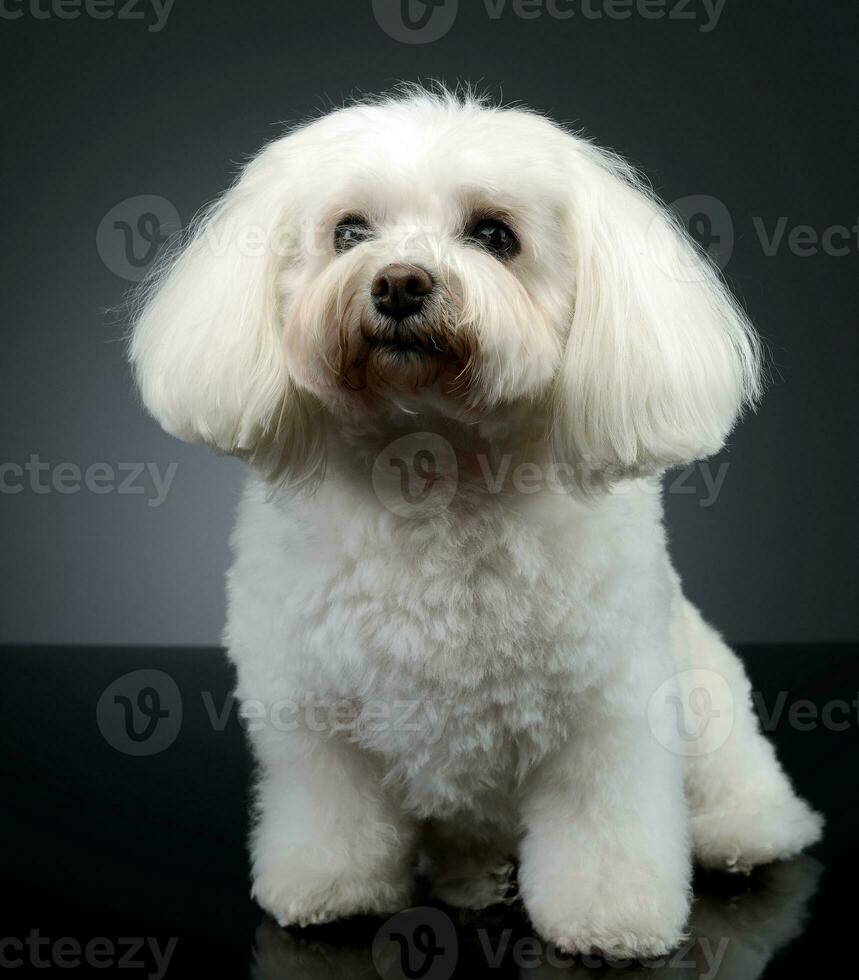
[1,0,856,645]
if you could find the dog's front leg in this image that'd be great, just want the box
[519,701,692,959]
[249,728,416,927]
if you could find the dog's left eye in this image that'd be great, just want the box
[467,218,520,259]
[334,216,372,252]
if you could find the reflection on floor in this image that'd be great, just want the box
[253,857,822,979]
[2,643,852,979]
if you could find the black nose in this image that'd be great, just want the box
[371,263,433,320]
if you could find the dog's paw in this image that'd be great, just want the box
[692,794,824,873]
[538,914,688,961]
[252,866,411,928]
[429,859,518,910]
[523,863,690,961]
[550,929,686,960]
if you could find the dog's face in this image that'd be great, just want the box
[131,89,760,483]
[278,102,572,418]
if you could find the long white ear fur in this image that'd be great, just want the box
[552,139,762,481]
[128,142,321,481]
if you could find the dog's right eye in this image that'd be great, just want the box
[467,217,519,259]
[334,216,371,253]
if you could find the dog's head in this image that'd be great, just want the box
[130,87,760,485]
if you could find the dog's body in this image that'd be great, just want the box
[227,434,818,954]
[131,87,822,957]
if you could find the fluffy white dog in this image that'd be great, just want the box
[131,86,822,958]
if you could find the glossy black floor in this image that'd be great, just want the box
[2,643,856,979]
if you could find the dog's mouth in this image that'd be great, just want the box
[338,308,474,396]
[365,320,443,359]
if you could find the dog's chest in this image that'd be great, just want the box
[234,482,660,819]
[350,656,580,821]
[298,502,618,816]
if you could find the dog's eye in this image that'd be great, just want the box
[467,218,519,259]
[334,216,371,252]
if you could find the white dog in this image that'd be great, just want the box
[130,86,822,958]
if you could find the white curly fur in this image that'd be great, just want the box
[130,85,822,958]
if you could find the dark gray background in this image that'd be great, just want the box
[1,0,855,645]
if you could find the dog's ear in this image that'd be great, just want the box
[552,139,761,481]
[129,139,322,480]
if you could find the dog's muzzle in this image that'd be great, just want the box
[342,264,471,394]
